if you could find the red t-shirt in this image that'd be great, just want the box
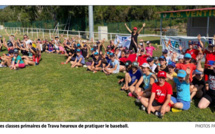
[203,50,215,66]
[127,54,137,62]
[119,57,127,63]
[137,54,149,66]
[151,82,172,104]
[185,49,199,60]
[176,63,196,82]
[33,55,40,63]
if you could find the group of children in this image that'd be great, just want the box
[58,28,215,118]
[1,27,215,119]
[0,30,42,70]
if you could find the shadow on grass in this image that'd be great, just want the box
[150,40,160,45]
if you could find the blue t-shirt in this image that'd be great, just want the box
[128,69,142,84]
[110,59,120,73]
[173,77,190,101]
[142,72,157,90]
[76,55,85,64]
[106,56,111,64]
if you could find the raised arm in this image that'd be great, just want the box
[196,54,204,72]
[185,68,191,84]
[138,23,146,34]
[124,23,132,33]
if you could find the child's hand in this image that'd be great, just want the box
[186,68,191,75]
[142,23,146,27]
[197,34,201,40]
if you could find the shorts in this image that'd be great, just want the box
[107,68,119,74]
[16,63,25,68]
[35,62,39,66]
[171,96,190,110]
[70,57,76,61]
[203,90,215,104]
[152,100,171,107]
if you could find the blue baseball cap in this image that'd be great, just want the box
[109,52,114,57]
[77,43,81,47]
[107,52,110,55]
[159,56,166,61]
[76,49,81,52]
[146,57,154,62]
[94,52,99,55]
[168,61,175,68]
[162,49,168,54]
[90,48,94,51]
[177,70,187,78]
[194,70,203,75]
[207,60,215,66]
[184,53,192,59]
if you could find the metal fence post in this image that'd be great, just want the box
[49,29,51,39]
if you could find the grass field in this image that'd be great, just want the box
[0,32,214,122]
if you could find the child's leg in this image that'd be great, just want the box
[173,102,183,109]
[190,87,197,100]
[124,73,131,90]
[76,63,83,67]
[119,65,126,72]
[198,97,211,109]
[196,88,204,99]
[140,97,150,107]
[66,56,72,63]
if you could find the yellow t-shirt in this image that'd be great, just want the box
[167,72,177,92]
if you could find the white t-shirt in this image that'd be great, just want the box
[151,64,157,73]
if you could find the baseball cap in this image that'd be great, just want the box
[146,57,154,62]
[77,43,81,47]
[84,44,87,47]
[178,55,184,59]
[154,57,158,60]
[133,27,137,30]
[157,71,166,78]
[129,50,134,53]
[194,70,203,75]
[177,70,187,78]
[168,61,176,68]
[132,62,139,68]
[55,36,59,38]
[141,63,150,68]
[94,52,99,55]
[206,60,215,66]
[90,48,94,51]
[9,49,14,54]
[107,52,110,55]
[125,60,132,67]
[162,49,168,54]
[76,49,81,52]
[159,56,166,61]
[96,41,100,44]
[184,53,192,59]
[125,50,129,54]
[188,41,193,45]
[13,49,19,54]
[109,53,114,57]
[82,40,86,43]
[140,49,144,52]
[146,41,150,44]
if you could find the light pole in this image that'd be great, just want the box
[88,5,94,40]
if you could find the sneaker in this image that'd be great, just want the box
[171,108,182,113]
[128,92,134,97]
[141,105,146,111]
[86,68,90,71]
[154,111,163,119]
[0,64,3,67]
[83,65,87,68]
[76,66,79,68]
[61,62,66,65]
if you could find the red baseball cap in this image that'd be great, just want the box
[133,27,137,30]
[157,71,166,78]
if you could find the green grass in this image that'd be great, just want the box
[0,31,214,122]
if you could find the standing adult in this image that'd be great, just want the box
[124,23,145,53]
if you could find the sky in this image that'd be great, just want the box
[0,5,7,9]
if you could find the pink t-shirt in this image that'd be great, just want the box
[145,46,155,57]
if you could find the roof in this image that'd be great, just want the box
[158,7,215,14]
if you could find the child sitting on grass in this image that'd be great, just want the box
[140,71,172,118]
[103,53,120,75]
[10,49,26,70]
[167,69,191,111]
[71,49,85,68]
